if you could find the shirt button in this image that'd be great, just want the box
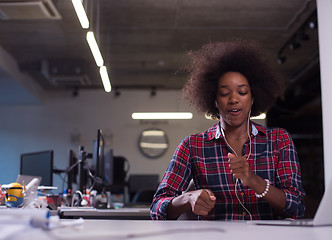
[241,192,244,196]
[242,212,246,215]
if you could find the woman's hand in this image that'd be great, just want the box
[228,152,255,186]
[188,189,216,216]
[168,188,216,219]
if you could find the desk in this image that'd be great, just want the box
[5,220,332,240]
[58,207,151,220]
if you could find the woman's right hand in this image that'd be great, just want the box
[167,188,216,219]
[188,189,216,215]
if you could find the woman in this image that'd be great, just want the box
[150,39,305,220]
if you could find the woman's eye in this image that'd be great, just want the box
[239,92,248,95]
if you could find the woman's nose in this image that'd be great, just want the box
[229,94,239,104]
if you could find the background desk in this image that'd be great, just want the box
[7,220,332,240]
[58,207,151,220]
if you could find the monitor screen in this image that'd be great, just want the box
[103,149,114,186]
[67,149,78,190]
[20,150,54,186]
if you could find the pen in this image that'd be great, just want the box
[22,181,26,191]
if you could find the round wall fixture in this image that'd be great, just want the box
[138,128,168,158]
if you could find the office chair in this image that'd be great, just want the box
[128,174,159,204]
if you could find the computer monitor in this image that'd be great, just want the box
[103,149,114,186]
[20,150,54,186]
[93,129,105,181]
[67,149,78,190]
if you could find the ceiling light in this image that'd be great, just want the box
[132,112,193,120]
[140,142,168,149]
[99,66,111,92]
[250,113,266,120]
[71,0,89,29]
[205,113,266,120]
[86,31,104,67]
[142,130,165,137]
[308,20,316,29]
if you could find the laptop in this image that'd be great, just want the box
[250,178,332,227]
[16,175,41,189]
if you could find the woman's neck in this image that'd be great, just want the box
[220,120,251,140]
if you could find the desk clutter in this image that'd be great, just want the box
[0,176,126,210]
[0,176,62,210]
[0,130,158,225]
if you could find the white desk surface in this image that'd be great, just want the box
[4,219,332,240]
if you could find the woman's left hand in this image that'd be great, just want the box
[228,152,255,186]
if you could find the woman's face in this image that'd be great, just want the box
[216,72,253,129]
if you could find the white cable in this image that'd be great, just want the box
[224,111,253,220]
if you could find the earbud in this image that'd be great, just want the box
[215,100,218,108]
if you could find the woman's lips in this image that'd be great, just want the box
[228,109,242,116]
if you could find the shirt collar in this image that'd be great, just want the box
[207,121,263,141]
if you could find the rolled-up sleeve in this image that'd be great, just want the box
[150,138,192,220]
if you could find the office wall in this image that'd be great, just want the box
[0,89,215,189]
[0,88,266,191]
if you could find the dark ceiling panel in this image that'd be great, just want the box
[0,0,318,92]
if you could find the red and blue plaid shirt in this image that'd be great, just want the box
[150,121,305,220]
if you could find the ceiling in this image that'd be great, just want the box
[0,0,319,101]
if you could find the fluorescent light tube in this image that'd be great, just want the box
[71,0,89,29]
[86,31,104,67]
[140,142,169,149]
[99,66,111,92]
[250,113,266,120]
[142,130,165,137]
[205,112,266,120]
[132,112,193,120]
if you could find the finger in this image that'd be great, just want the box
[231,166,249,175]
[229,156,247,164]
[197,195,216,209]
[195,210,210,216]
[202,190,216,203]
[233,170,252,183]
[194,203,214,213]
[204,189,216,201]
[230,163,249,172]
[197,190,216,208]
[228,152,236,159]
[192,201,215,215]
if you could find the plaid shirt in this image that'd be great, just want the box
[150,121,305,220]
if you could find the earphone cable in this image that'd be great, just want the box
[223,112,253,220]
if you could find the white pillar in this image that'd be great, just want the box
[317,0,332,187]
